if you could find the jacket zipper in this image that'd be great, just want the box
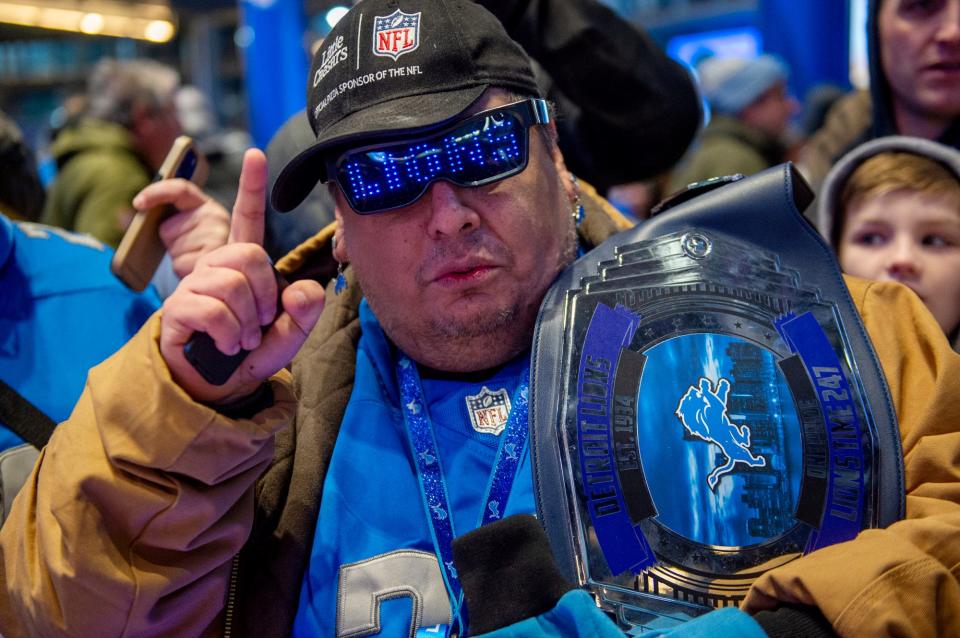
[223,553,240,637]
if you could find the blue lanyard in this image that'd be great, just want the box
[396,354,530,636]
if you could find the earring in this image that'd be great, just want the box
[335,263,347,295]
[332,234,348,295]
[570,173,584,226]
[570,173,586,258]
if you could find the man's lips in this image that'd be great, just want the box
[922,60,960,73]
[430,261,499,284]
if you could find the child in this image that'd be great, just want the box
[816,136,960,349]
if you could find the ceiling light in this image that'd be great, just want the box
[79,12,104,34]
[144,19,174,42]
[0,0,177,42]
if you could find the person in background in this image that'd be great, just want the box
[668,54,798,193]
[0,219,160,448]
[800,0,960,191]
[816,136,960,350]
[1,1,959,637]
[41,58,182,247]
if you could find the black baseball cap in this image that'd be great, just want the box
[270,0,541,213]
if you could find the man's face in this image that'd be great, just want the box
[839,189,960,336]
[333,89,577,372]
[879,0,960,131]
[133,98,183,171]
[739,82,797,138]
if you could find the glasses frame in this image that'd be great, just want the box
[329,97,550,214]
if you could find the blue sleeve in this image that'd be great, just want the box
[474,592,768,638]
[473,590,622,638]
[642,607,767,637]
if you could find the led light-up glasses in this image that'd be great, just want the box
[330,98,550,214]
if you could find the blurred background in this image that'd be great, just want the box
[0,0,864,184]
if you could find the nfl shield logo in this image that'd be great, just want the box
[465,386,512,436]
[372,9,421,61]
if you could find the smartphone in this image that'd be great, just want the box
[183,268,290,386]
[111,135,209,291]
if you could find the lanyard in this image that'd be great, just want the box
[396,354,530,636]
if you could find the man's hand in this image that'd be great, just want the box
[132,179,231,280]
[159,149,326,404]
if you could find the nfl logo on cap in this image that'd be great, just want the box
[373,9,421,61]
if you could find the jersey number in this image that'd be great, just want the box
[337,549,451,638]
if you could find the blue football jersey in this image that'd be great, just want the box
[293,301,535,637]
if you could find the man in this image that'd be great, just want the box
[668,54,798,192]
[42,58,183,247]
[800,0,960,191]
[1,1,958,637]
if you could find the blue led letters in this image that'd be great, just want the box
[335,99,541,213]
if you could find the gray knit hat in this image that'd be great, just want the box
[696,54,788,115]
[815,135,960,248]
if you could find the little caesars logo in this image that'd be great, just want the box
[313,34,348,88]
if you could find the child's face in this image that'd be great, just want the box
[840,189,960,337]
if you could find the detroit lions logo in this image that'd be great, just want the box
[675,377,766,490]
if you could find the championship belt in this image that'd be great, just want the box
[529,164,905,632]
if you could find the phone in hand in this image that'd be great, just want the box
[183,268,289,386]
[111,135,209,291]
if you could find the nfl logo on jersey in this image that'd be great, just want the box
[372,9,421,61]
[465,387,512,435]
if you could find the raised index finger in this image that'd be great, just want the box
[229,148,268,245]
